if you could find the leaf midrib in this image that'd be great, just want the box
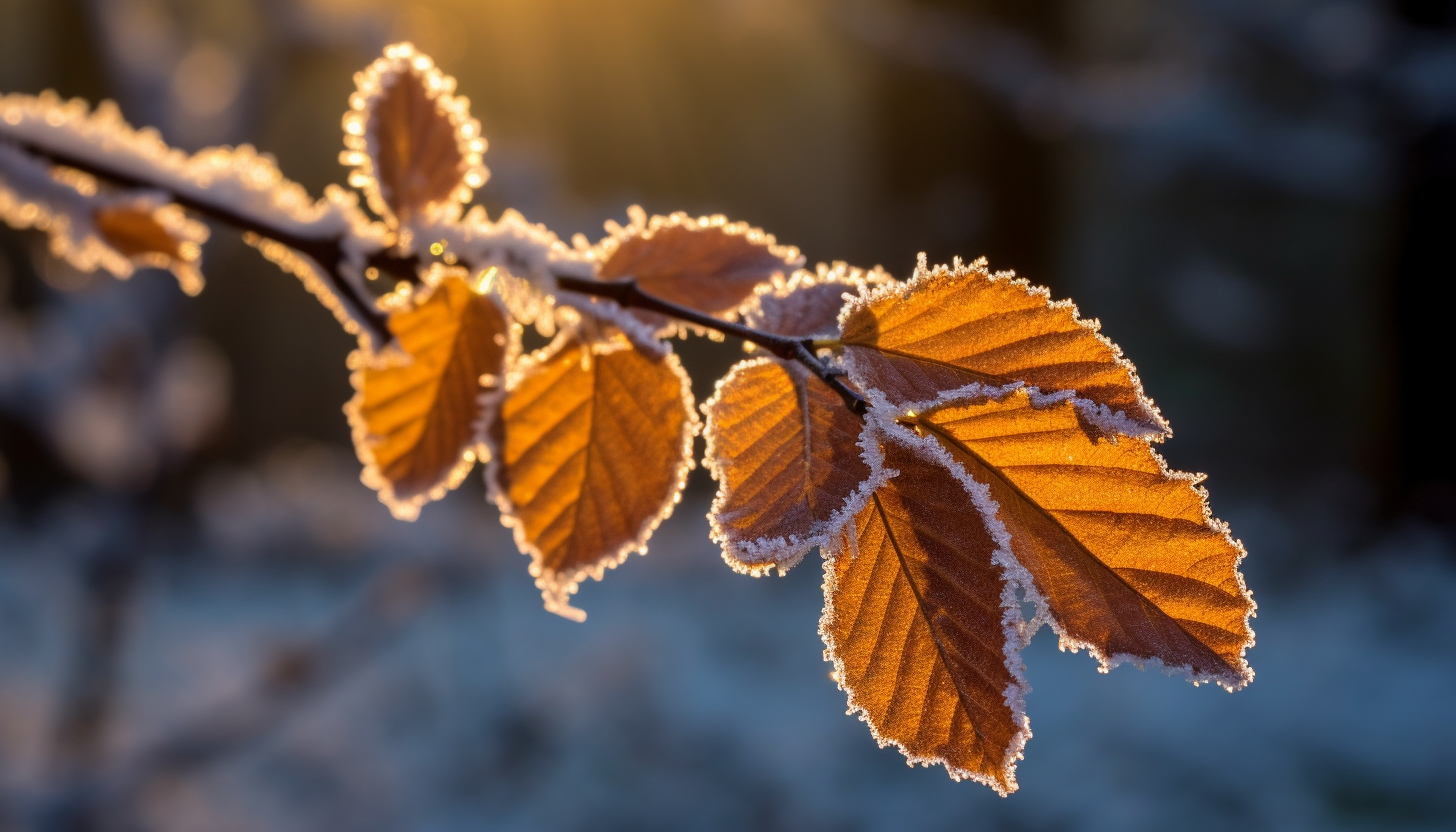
[871,492,995,763]
[914,417,1233,674]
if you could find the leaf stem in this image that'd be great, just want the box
[556,275,868,416]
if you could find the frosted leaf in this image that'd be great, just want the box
[876,387,1256,690]
[487,325,699,621]
[0,91,390,347]
[346,268,516,521]
[744,261,893,340]
[840,255,1170,440]
[702,357,885,575]
[585,206,803,336]
[820,423,1031,793]
[0,143,208,294]
[341,42,487,228]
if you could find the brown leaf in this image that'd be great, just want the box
[840,257,1168,438]
[593,208,803,332]
[95,205,184,260]
[901,387,1255,689]
[821,429,1028,793]
[488,328,697,621]
[343,43,487,225]
[92,203,207,295]
[703,358,876,574]
[347,274,513,520]
[744,262,893,339]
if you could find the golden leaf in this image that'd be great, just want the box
[840,257,1168,438]
[593,208,803,332]
[703,358,875,575]
[821,430,1029,793]
[94,205,184,260]
[347,275,514,521]
[93,204,206,295]
[343,43,487,225]
[488,329,697,621]
[902,387,1255,689]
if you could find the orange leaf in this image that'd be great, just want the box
[343,43,486,225]
[347,275,514,520]
[703,358,876,575]
[488,329,697,621]
[92,203,206,295]
[821,429,1029,793]
[592,208,803,332]
[95,205,184,260]
[840,257,1168,439]
[900,387,1255,689]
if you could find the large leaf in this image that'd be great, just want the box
[821,429,1029,793]
[488,328,697,621]
[342,42,487,225]
[347,275,513,520]
[898,387,1255,689]
[840,257,1168,438]
[703,358,876,574]
[592,208,803,332]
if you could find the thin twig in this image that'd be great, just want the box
[556,275,869,416]
[7,137,863,411]
[6,138,414,344]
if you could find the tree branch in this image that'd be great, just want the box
[4,138,421,345]
[556,275,869,416]
[5,136,863,410]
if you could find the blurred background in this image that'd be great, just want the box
[2,0,1455,829]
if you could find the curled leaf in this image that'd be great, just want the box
[488,328,698,621]
[821,428,1029,793]
[897,387,1255,689]
[347,272,514,520]
[703,358,878,575]
[591,206,803,333]
[840,256,1168,439]
[342,42,487,225]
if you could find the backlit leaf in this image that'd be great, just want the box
[744,261,892,339]
[898,387,1255,689]
[703,358,877,575]
[840,256,1168,439]
[347,273,513,521]
[593,207,803,333]
[342,43,487,226]
[821,429,1029,793]
[93,203,207,295]
[488,328,698,621]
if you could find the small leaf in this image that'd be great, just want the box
[592,207,803,333]
[703,358,876,575]
[343,43,487,225]
[347,274,514,520]
[840,256,1168,438]
[900,387,1255,689]
[92,203,207,295]
[821,429,1029,793]
[744,261,892,339]
[94,205,184,260]
[488,328,698,621]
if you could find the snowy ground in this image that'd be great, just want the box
[2,458,1454,832]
